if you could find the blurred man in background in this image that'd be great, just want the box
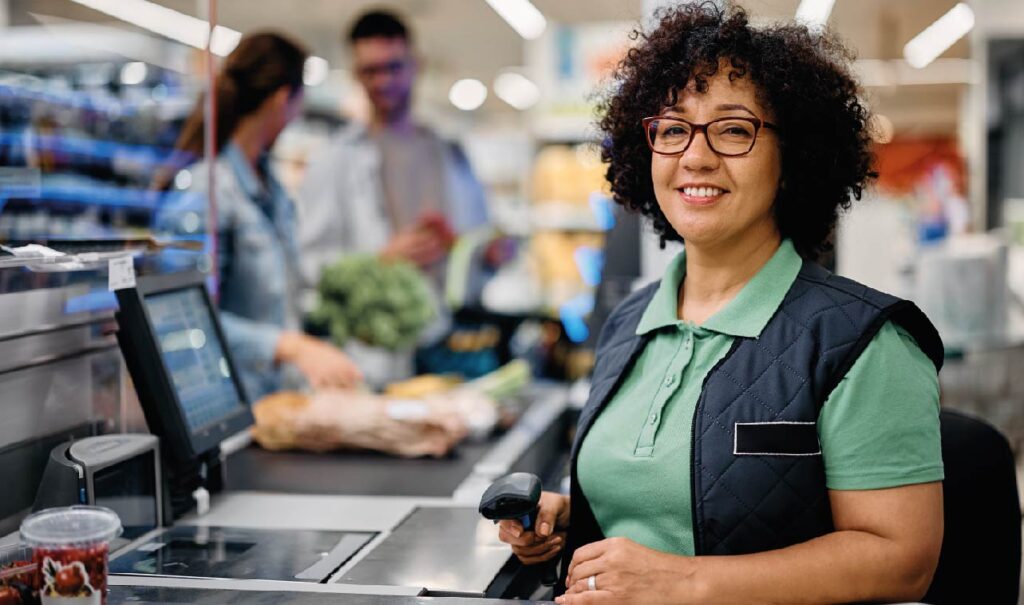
[297,9,488,291]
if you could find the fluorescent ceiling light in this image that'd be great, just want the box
[67,0,241,57]
[794,0,835,28]
[119,61,147,85]
[903,3,974,69]
[303,56,329,87]
[494,71,540,110]
[855,58,975,87]
[209,25,241,57]
[483,0,547,40]
[449,79,488,111]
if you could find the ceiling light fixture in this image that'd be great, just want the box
[303,56,330,87]
[855,58,975,87]
[494,71,540,110]
[903,3,975,69]
[483,0,547,40]
[449,79,488,111]
[794,0,836,28]
[66,0,241,56]
[119,61,148,85]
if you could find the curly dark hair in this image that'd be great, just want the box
[598,2,876,258]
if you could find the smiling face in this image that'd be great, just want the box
[650,66,782,251]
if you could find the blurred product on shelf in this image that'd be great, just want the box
[530,145,603,205]
[1005,198,1024,246]
[871,136,970,243]
[529,144,608,231]
[0,47,195,241]
[529,231,604,310]
[481,257,543,315]
[414,324,504,379]
[383,374,461,398]
[914,234,1010,349]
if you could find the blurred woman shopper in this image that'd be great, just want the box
[158,32,362,400]
[496,4,946,604]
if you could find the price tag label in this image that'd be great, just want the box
[108,256,136,291]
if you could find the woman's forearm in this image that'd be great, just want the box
[688,529,936,605]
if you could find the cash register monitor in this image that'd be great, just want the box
[115,272,253,463]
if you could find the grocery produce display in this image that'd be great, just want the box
[310,254,437,351]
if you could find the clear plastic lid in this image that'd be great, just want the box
[19,506,122,547]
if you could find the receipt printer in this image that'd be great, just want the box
[33,434,162,539]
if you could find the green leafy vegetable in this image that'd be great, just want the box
[312,255,436,350]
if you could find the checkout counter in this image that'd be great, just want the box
[1,270,573,603]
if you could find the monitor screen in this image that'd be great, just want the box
[144,287,246,436]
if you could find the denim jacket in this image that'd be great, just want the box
[155,143,301,401]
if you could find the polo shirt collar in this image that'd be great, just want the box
[635,239,802,338]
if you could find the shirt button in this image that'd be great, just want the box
[663,375,675,387]
[649,412,659,424]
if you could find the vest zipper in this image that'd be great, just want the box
[690,338,743,556]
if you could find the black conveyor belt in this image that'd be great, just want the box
[224,439,495,497]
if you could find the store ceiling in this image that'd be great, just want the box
[12,0,968,69]
[9,0,970,133]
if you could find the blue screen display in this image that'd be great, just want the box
[144,288,244,434]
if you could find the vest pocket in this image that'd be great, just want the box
[733,422,821,456]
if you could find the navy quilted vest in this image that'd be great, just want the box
[559,260,943,587]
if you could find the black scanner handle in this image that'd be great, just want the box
[479,472,559,586]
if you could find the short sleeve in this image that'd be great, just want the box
[817,320,944,490]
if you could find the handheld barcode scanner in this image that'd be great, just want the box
[479,472,558,585]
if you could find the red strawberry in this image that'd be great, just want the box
[0,585,20,605]
[53,565,85,596]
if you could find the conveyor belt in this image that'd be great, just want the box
[224,439,496,497]
[224,383,572,498]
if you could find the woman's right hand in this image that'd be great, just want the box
[497,491,571,565]
[276,331,363,389]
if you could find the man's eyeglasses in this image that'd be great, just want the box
[642,115,776,157]
[355,59,409,79]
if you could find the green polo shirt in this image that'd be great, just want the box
[577,240,943,556]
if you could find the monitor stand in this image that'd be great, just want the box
[164,447,224,523]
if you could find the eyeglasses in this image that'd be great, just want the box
[355,59,409,79]
[642,115,777,157]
